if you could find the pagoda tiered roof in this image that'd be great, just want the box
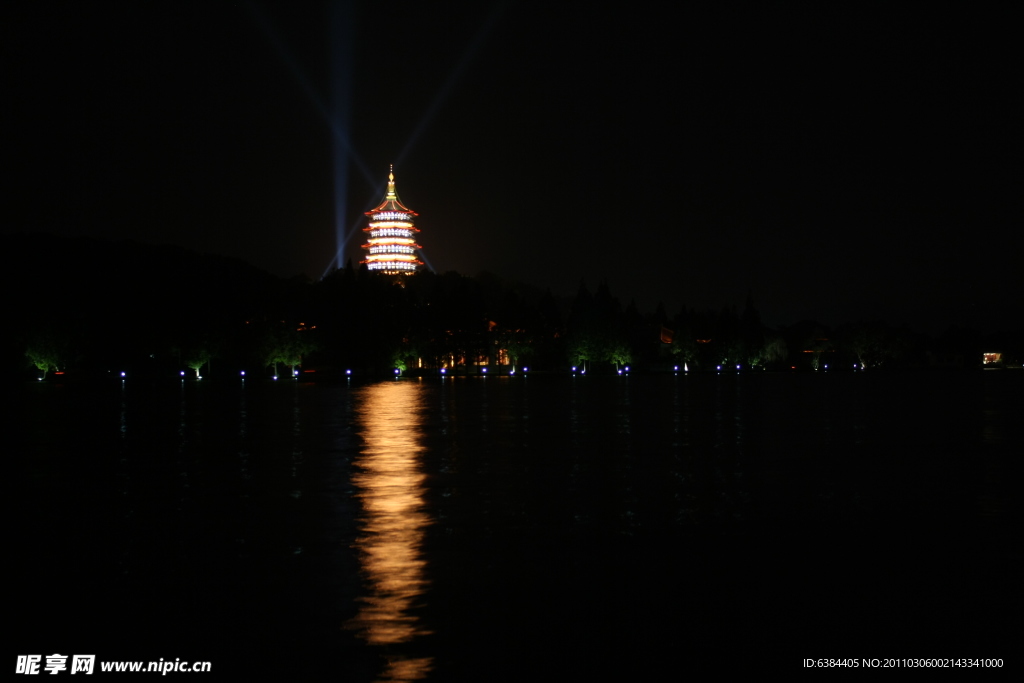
[366,168,418,216]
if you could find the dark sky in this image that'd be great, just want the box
[5,2,1021,332]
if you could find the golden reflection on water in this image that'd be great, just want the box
[346,381,433,681]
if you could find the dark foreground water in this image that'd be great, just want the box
[13,371,1021,678]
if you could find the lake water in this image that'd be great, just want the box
[14,371,1020,677]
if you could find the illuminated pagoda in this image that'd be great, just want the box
[361,167,423,274]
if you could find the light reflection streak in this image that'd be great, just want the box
[346,381,433,681]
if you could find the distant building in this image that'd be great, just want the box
[361,167,423,274]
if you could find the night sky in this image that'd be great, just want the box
[5,3,1021,332]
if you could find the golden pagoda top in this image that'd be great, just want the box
[366,165,418,216]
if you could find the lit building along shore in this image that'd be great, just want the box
[361,167,423,274]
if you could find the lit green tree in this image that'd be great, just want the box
[26,347,60,379]
[802,328,832,370]
[566,333,597,371]
[25,331,68,379]
[262,324,318,377]
[761,335,788,366]
[669,334,698,368]
[605,339,632,370]
[185,350,211,378]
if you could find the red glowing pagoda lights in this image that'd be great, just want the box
[361,167,423,275]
